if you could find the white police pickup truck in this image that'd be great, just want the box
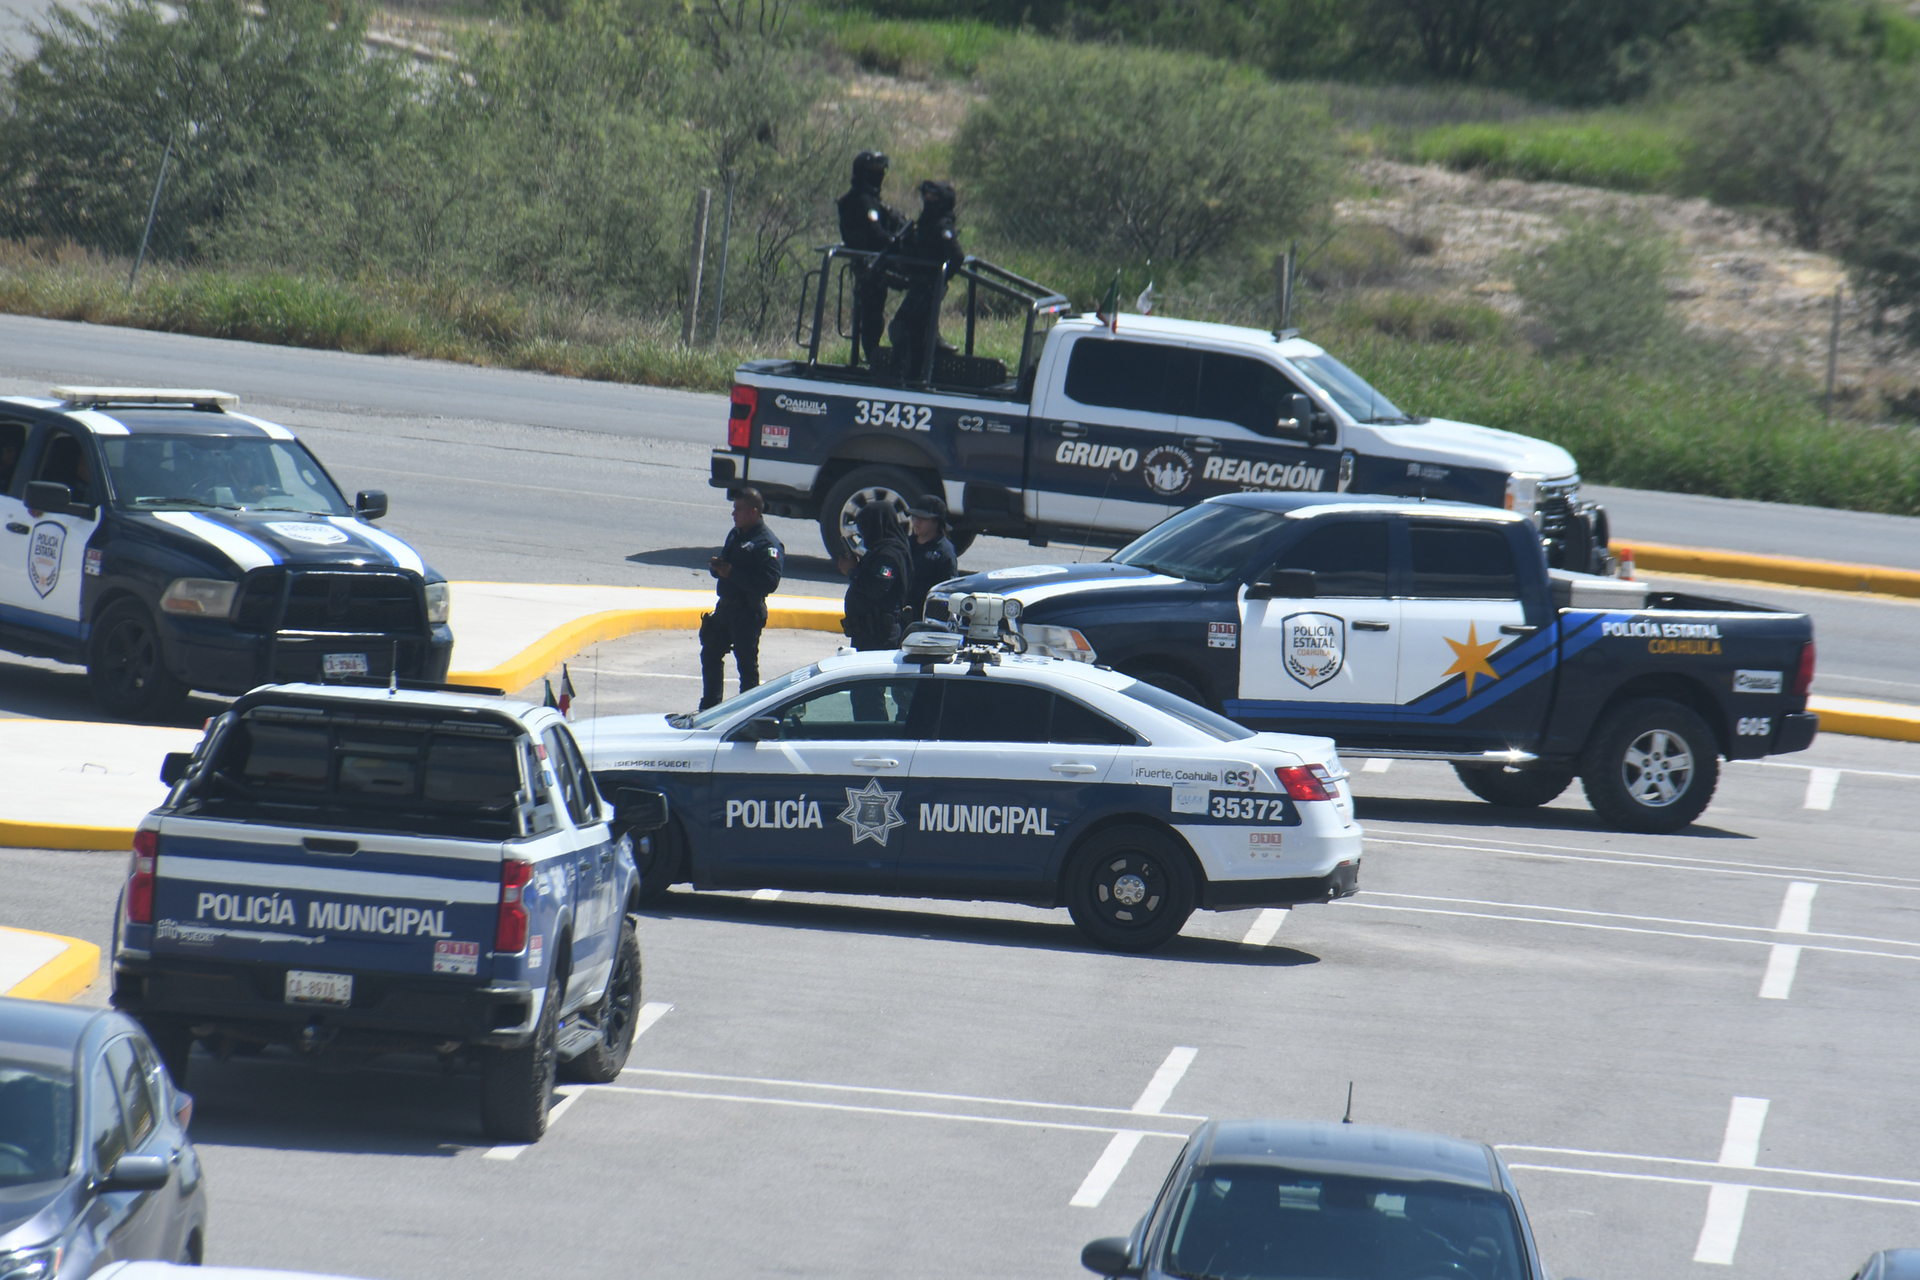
[109,682,668,1143]
[580,598,1362,952]
[712,252,1608,571]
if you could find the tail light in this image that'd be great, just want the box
[126,829,158,924]
[1277,764,1336,802]
[1792,641,1816,697]
[728,384,758,450]
[496,859,533,952]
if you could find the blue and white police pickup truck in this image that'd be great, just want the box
[109,682,668,1143]
[713,253,1608,572]
[0,388,450,719]
[930,495,1819,834]
[581,605,1361,952]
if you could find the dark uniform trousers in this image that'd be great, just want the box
[700,599,767,708]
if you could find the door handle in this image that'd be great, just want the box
[1053,422,1087,439]
[1352,620,1391,632]
[1050,762,1099,775]
[5,523,27,535]
[1500,624,1539,636]
[1181,436,1220,454]
[851,756,899,769]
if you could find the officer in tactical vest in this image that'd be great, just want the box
[837,151,907,366]
[700,487,784,709]
[905,495,958,620]
[838,503,911,651]
[887,180,966,379]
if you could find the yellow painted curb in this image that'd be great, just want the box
[1621,541,1920,599]
[0,820,135,851]
[1807,695,1920,743]
[450,596,846,692]
[5,928,102,1002]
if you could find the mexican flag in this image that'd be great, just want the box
[1095,270,1122,334]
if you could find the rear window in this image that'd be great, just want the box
[185,706,528,838]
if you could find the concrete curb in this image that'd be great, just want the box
[1622,541,1920,599]
[1807,695,1920,743]
[449,595,846,692]
[2,927,102,1001]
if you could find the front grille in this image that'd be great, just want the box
[282,572,422,634]
[1536,478,1580,541]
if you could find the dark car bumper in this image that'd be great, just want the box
[1774,711,1819,755]
[157,614,454,694]
[1201,860,1359,911]
[112,956,535,1052]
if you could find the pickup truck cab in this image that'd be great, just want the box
[713,252,1609,572]
[109,682,667,1143]
[0,388,451,719]
[929,494,1818,833]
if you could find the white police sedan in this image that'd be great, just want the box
[580,600,1362,951]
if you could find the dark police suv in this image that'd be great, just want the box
[0,388,450,718]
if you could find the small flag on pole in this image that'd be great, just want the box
[1095,270,1122,335]
[559,664,576,717]
[543,678,558,709]
[1136,262,1154,315]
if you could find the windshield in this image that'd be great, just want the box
[685,664,820,730]
[1121,679,1255,741]
[100,435,352,514]
[1112,504,1283,584]
[0,1059,76,1186]
[1163,1166,1526,1280]
[1290,353,1413,425]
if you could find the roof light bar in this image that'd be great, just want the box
[53,386,240,411]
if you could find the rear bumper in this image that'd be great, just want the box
[1201,859,1359,911]
[111,956,536,1052]
[1774,711,1819,755]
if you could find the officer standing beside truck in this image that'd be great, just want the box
[837,503,910,650]
[905,495,958,620]
[701,486,784,709]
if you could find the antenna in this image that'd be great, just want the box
[1341,1082,1354,1125]
[388,641,399,695]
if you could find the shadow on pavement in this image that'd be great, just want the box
[625,545,849,588]
[1354,794,1755,839]
[648,891,1321,967]
[182,1049,485,1156]
[0,654,228,726]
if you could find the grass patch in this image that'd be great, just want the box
[1406,116,1685,192]
[803,10,1010,78]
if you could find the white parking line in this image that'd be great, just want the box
[592,1084,1194,1138]
[1132,1047,1198,1115]
[1761,885,1817,999]
[1239,909,1288,949]
[1365,890,1909,948]
[1510,1162,1920,1209]
[1694,1098,1768,1265]
[483,1002,672,1161]
[1737,759,1920,783]
[1363,759,1393,773]
[619,1067,1206,1121]
[1068,1048,1199,1209]
[1500,1144,1920,1192]
[1804,768,1840,810]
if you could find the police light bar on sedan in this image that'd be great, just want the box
[53,386,240,410]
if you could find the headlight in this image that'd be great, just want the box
[1022,624,1097,663]
[159,577,238,618]
[0,1245,61,1280]
[425,581,451,625]
[1504,473,1543,519]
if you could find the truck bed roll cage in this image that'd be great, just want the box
[794,245,1071,396]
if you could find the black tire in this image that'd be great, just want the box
[1579,698,1720,833]
[1126,667,1211,711]
[1065,826,1198,952]
[633,820,687,907]
[142,1016,194,1088]
[1452,763,1575,809]
[89,598,189,721]
[819,465,928,563]
[947,529,977,557]
[480,970,561,1143]
[560,918,642,1084]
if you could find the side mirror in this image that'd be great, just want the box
[25,480,74,514]
[1247,568,1317,601]
[1276,392,1314,437]
[614,787,670,834]
[1080,1237,1139,1277]
[160,752,194,786]
[732,716,781,743]
[355,490,388,520]
[1308,412,1337,446]
[95,1153,170,1194]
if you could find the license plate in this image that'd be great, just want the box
[323,652,369,676]
[285,970,353,1006]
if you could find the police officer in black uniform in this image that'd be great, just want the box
[837,151,907,366]
[904,495,958,620]
[887,180,966,378]
[838,503,911,651]
[700,487,784,709]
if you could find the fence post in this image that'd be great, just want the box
[711,170,735,346]
[1824,285,1842,420]
[127,137,174,292]
[681,187,712,348]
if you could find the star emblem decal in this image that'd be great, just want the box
[837,777,905,847]
[1442,622,1503,696]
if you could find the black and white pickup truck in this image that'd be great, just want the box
[711,252,1610,571]
[927,494,1818,833]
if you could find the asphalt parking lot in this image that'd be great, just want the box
[10,707,1917,1280]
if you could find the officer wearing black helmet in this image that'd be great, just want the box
[838,502,911,651]
[887,179,965,378]
[904,495,958,620]
[837,151,907,365]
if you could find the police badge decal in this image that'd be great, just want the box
[1282,612,1345,688]
[28,522,66,598]
[838,778,905,846]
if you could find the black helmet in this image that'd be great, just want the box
[918,179,955,215]
[852,150,889,186]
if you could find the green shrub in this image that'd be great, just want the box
[1510,214,1674,358]
[1410,118,1683,192]
[809,12,1009,77]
